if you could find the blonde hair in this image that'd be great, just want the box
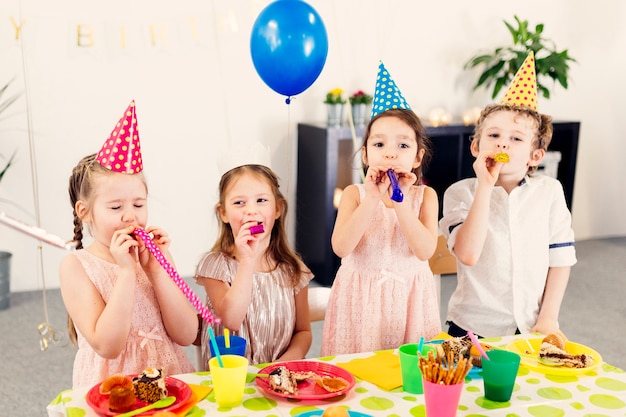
[472,104,553,174]
[212,164,304,287]
[65,153,148,345]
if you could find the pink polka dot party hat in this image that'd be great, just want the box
[96,100,143,174]
[499,51,538,111]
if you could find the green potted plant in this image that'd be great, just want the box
[0,79,19,184]
[464,16,577,99]
[0,78,20,310]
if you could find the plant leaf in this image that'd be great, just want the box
[0,152,16,183]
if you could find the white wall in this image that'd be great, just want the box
[1,0,625,292]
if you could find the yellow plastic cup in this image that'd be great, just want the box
[209,354,249,407]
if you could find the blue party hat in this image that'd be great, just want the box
[370,61,411,118]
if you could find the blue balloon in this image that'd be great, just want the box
[250,0,328,100]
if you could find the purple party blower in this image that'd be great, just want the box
[387,169,404,202]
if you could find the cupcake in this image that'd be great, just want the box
[469,342,494,368]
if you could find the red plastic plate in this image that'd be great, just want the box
[255,360,355,400]
[86,376,192,416]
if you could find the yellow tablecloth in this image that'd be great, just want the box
[47,334,626,417]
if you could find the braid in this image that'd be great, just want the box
[66,153,98,345]
[72,211,84,250]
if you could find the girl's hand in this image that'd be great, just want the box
[390,167,417,199]
[473,151,503,187]
[137,226,172,274]
[233,221,262,264]
[110,225,140,270]
[363,166,389,199]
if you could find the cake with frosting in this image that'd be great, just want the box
[132,367,168,403]
[439,335,473,364]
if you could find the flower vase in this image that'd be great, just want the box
[326,104,343,128]
[351,103,369,127]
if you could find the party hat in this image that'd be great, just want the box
[96,100,143,174]
[370,61,411,118]
[499,51,538,111]
[217,141,272,176]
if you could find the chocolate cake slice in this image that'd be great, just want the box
[539,342,594,368]
[132,367,167,403]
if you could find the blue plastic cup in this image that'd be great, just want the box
[209,335,247,358]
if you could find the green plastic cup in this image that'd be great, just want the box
[482,349,521,402]
[399,343,437,394]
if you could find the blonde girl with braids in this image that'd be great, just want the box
[195,164,313,366]
[60,153,196,389]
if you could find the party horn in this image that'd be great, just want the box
[132,228,219,324]
[387,169,404,202]
[250,223,264,235]
[1,211,77,250]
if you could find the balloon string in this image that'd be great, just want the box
[345,101,365,183]
[133,228,220,324]
[17,1,64,350]
[285,98,293,196]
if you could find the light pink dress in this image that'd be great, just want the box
[321,184,442,355]
[70,250,194,389]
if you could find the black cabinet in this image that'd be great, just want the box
[296,121,580,286]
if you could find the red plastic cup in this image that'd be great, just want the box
[422,379,463,417]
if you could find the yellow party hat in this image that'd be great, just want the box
[499,52,538,111]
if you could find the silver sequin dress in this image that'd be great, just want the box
[195,252,312,367]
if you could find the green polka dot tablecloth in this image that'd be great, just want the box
[47,334,626,417]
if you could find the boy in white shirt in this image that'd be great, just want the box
[440,52,576,338]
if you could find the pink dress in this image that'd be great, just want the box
[321,184,442,355]
[70,250,194,389]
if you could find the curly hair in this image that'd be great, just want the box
[472,104,553,174]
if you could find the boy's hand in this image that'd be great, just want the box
[473,151,504,187]
[531,318,565,339]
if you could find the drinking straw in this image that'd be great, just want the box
[467,331,489,360]
[207,327,224,367]
[417,336,425,356]
[224,328,231,348]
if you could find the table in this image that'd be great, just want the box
[47,334,626,417]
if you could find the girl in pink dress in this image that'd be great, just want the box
[321,108,442,355]
[59,103,196,389]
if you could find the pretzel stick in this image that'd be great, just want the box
[445,362,455,385]
[454,357,466,384]
[423,362,431,383]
